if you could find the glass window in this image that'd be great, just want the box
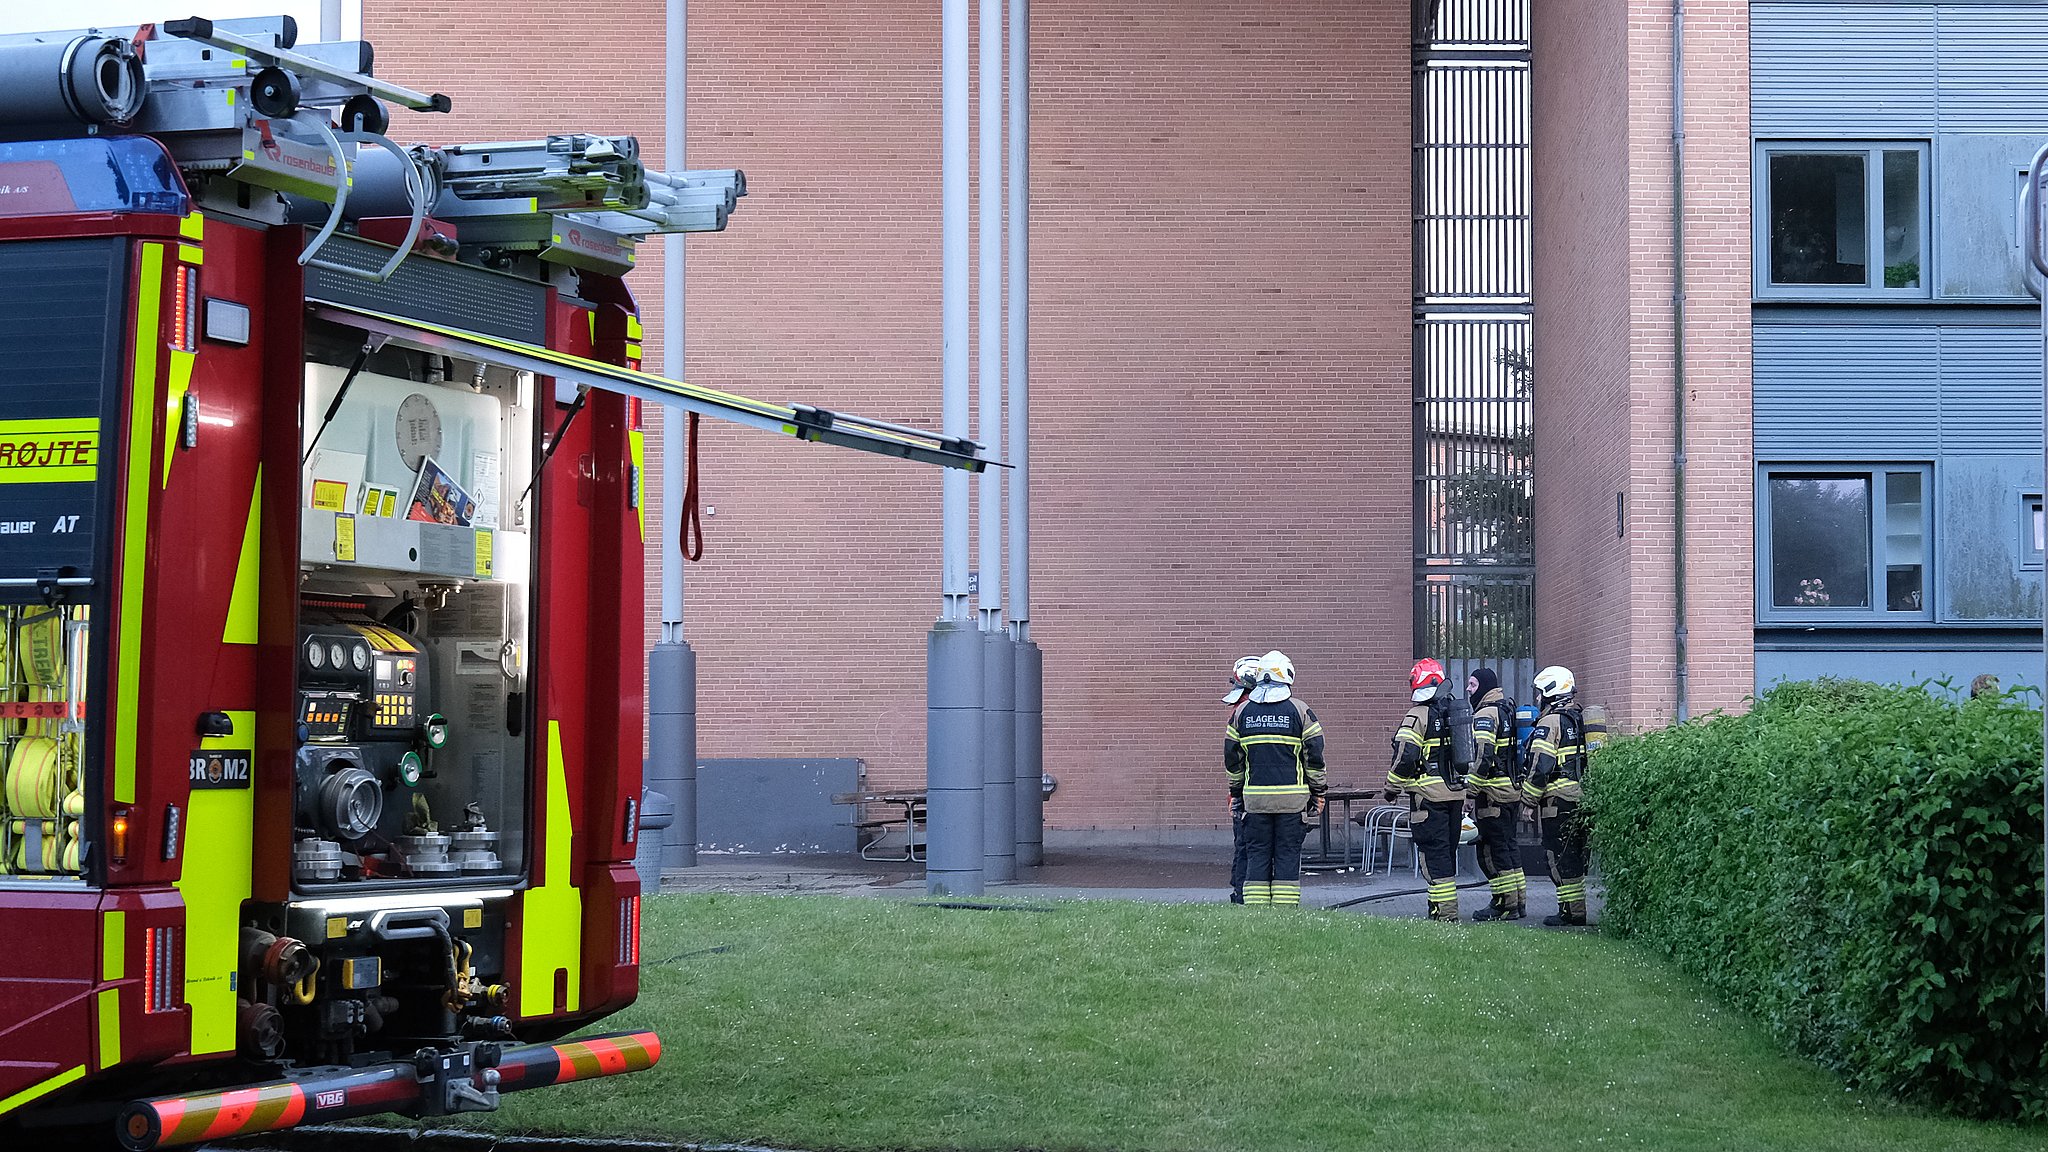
[1883,470,1924,611]
[1758,143,1927,297]
[1769,153,1867,286]
[1769,474,1871,609]
[1762,465,1933,619]
[1881,151,1922,289]
[2023,494,2044,570]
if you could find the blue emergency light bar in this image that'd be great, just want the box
[0,137,189,219]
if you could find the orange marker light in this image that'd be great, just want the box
[110,808,131,864]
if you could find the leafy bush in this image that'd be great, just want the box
[1584,680,2047,1120]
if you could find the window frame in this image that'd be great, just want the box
[1756,463,1935,624]
[2021,491,2044,572]
[1753,141,1933,301]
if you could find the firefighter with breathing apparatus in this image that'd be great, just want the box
[1385,658,1467,922]
[1463,666,1527,920]
[1523,664,1593,926]
[1225,650,1326,907]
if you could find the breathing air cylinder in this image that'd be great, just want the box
[0,35,149,129]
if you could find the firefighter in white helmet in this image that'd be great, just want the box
[1523,664,1593,926]
[1222,655,1263,903]
[1225,651,1326,907]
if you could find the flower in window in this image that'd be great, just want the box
[1791,578,1831,607]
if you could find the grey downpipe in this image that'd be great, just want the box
[1670,0,1691,724]
[1009,0,1041,868]
[649,0,699,868]
[928,0,984,895]
[978,0,1015,882]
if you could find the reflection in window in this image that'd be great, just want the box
[1769,153,1867,285]
[1882,151,1921,288]
[1770,474,1871,608]
[1883,470,1923,611]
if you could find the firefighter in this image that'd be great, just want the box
[1523,664,1592,927]
[1384,658,1465,922]
[1463,666,1526,921]
[1225,650,1326,907]
[1222,654,1264,904]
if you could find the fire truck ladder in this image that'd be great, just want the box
[309,301,988,473]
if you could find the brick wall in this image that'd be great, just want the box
[365,1,1417,829]
[1534,0,1751,732]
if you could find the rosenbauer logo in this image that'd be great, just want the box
[0,418,99,484]
[254,120,338,179]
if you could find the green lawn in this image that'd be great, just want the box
[444,895,2043,1151]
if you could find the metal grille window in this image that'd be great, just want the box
[1414,0,1534,700]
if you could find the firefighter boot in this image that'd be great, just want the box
[1543,900,1587,927]
[1470,893,1508,922]
[1502,882,1528,920]
[1427,900,1460,923]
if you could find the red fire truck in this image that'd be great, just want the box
[0,15,984,1149]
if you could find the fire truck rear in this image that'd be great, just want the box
[0,15,984,1149]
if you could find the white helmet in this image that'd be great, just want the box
[1534,665,1576,701]
[1250,650,1294,703]
[1222,655,1263,704]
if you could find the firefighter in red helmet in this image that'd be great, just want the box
[1385,657,1465,921]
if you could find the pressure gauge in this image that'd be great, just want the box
[328,642,347,669]
[395,393,444,473]
[306,639,326,669]
[351,643,371,672]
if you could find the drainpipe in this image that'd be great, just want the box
[927,0,984,896]
[1009,0,1042,868]
[978,0,1015,883]
[1670,0,1691,724]
[645,0,700,870]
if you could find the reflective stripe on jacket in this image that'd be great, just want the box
[1522,701,1587,804]
[1466,688,1519,804]
[1226,697,1327,813]
[1389,699,1459,803]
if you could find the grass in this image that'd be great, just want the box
[434,895,2044,1151]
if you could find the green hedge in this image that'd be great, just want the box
[1584,680,2047,1121]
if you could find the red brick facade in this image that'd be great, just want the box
[1532,0,1751,732]
[365,1,1417,830]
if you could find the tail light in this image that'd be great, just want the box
[169,265,199,352]
[617,895,640,967]
[144,925,182,1013]
[627,396,644,431]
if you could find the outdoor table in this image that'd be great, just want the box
[831,790,928,861]
[1301,787,1381,872]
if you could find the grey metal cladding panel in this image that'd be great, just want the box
[1936,7,2048,131]
[1753,325,1935,456]
[1938,328,2043,454]
[306,236,549,344]
[1752,4,1936,135]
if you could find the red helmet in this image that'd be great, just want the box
[1409,658,1446,702]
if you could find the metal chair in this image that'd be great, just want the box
[1356,805,1418,876]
